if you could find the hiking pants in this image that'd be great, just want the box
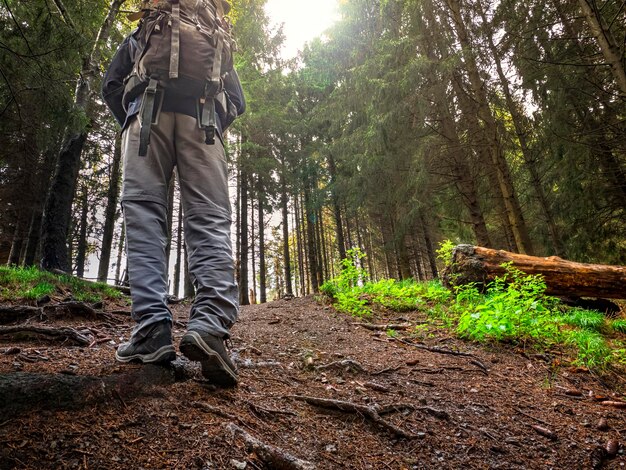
[121,112,238,340]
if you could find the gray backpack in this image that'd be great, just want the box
[123,0,235,154]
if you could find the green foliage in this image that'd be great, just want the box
[323,254,625,371]
[456,264,560,344]
[561,309,606,333]
[436,239,456,267]
[612,320,626,334]
[564,330,612,370]
[0,266,121,303]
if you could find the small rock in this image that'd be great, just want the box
[230,459,247,469]
[12,362,23,370]
[607,439,619,457]
[325,444,337,453]
[598,418,610,431]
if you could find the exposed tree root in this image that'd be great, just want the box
[0,325,91,345]
[0,306,42,324]
[225,423,316,470]
[287,395,418,439]
[395,338,489,373]
[0,360,196,418]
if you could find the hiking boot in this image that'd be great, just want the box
[179,331,238,387]
[115,321,176,364]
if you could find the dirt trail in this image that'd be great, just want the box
[1,296,625,469]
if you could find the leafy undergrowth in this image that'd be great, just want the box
[0,266,121,303]
[320,252,626,373]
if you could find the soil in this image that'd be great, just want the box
[1,295,626,469]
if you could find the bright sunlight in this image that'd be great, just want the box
[264,0,340,58]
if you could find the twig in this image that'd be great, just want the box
[0,325,90,346]
[192,402,238,421]
[353,322,414,331]
[515,407,553,427]
[395,338,475,358]
[287,395,417,439]
[225,423,316,470]
[247,401,298,418]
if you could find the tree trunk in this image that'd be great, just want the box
[250,194,257,304]
[578,0,626,96]
[446,0,533,255]
[97,135,122,282]
[280,159,293,297]
[328,153,347,262]
[165,173,176,288]
[173,199,183,298]
[115,222,125,284]
[444,245,626,299]
[7,218,26,267]
[258,181,267,304]
[40,0,126,272]
[477,0,563,256]
[304,185,319,293]
[75,187,89,278]
[420,213,438,279]
[239,168,250,305]
[294,195,306,295]
[183,242,195,298]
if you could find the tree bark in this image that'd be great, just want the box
[40,0,126,271]
[443,245,626,299]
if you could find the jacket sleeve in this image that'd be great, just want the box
[102,34,135,127]
[223,67,246,116]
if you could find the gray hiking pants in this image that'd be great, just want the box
[121,112,238,340]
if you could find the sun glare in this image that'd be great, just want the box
[264,0,340,58]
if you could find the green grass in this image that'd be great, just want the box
[0,266,122,303]
[320,253,626,372]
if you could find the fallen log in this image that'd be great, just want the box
[443,245,626,299]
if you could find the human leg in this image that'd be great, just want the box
[115,113,177,364]
[174,113,239,384]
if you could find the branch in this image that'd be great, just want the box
[50,0,78,31]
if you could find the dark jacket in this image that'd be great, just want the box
[102,32,245,136]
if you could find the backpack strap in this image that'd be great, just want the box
[138,78,160,156]
[169,0,180,79]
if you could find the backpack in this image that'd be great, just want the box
[123,0,236,155]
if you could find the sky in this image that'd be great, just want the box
[264,0,341,58]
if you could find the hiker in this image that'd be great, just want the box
[102,0,245,387]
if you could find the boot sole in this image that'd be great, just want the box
[115,345,176,364]
[180,331,238,387]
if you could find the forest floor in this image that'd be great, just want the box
[1,294,626,469]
